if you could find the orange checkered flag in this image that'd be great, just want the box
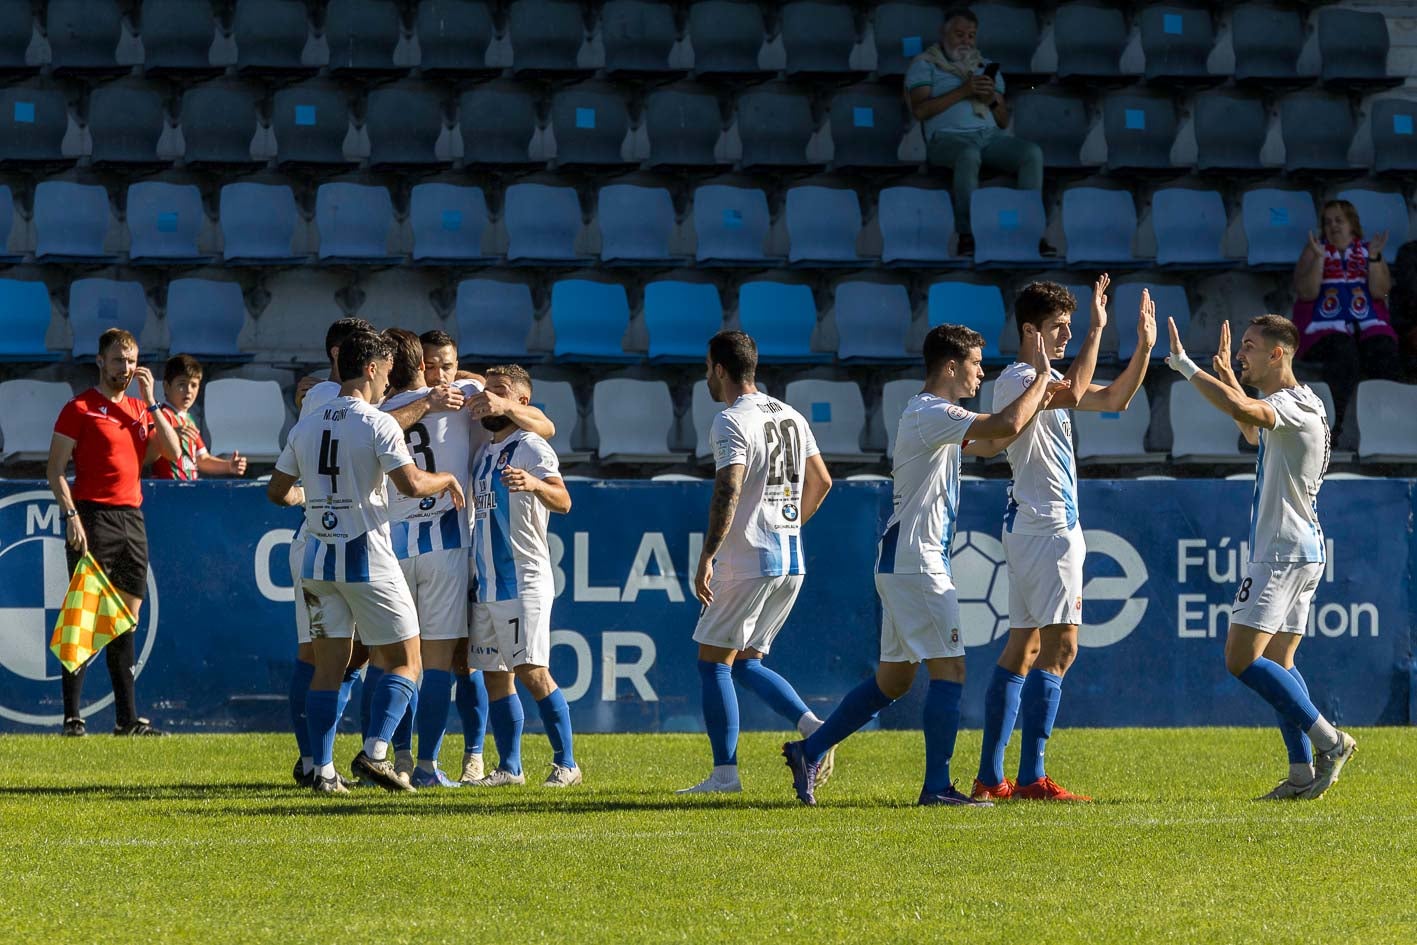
[48,553,137,673]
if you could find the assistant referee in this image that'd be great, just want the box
[46,328,180,737]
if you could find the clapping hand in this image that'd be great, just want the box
[1091,273,1111,331]
[1370,230,1390,258]
[1137,287,1157,351]
[1306,230,1324,257]
[1213,321,1239,387]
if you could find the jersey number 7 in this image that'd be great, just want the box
[319,430,341,493]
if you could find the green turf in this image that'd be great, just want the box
[2,728,1414,944]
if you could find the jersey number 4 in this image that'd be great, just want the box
[763,419,802,487]
[318,430,341,493]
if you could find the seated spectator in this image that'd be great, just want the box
[1292,199,1398,435]
[149,354,248,480]
[905,6,1048,258]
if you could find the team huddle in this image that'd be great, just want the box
[268,275,1357,805]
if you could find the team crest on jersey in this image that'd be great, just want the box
[950,627,960,645]
[1075,595,1083,612]
[496,453,510,469]
[321,511,338,530]
[946,404,969,421]
[782,503,799,522]
[418,497,437,511]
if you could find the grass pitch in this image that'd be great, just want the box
[2,728,1414,945]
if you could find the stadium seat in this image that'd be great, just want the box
[233,0,315,76]
[507,0,589,76]
[871,3,940,77]
[458,82,540,166]
[780,1,861,78]
[324,0,402,76]
[247,271,344,359]
[693,184,779,267]
[1103,92,1177,173]
[415,0,496,76]
[529,379,587,461]
[1062,187,1144,269]
[644,281,723,361]
[834,281,913,363]
[601,0,681,76]
[0,0,36,75]
[272,81,355,168]
[593,379,685,464]
[736,86,817,169]
[410,183,493,264]
[0,279,57,360]
[1336,189,1409,251]
[504,183,588,266]
[34,181,114,263]
[599,185,683,266]
[1372,99,1417,176]
[785,380,872,461]
[880,378,923,457]
[165,279,248,359]
[1318,8,1394,88]
[127,181,211,264]
[737,281,828,363]
[1169,381,1247,463]
[46,0,125,75]
[1011,88,1093,171]
[785,185,863,266]
[877,186,962,267]
[0,184,17,262]
[1074,388,1156,463]
[1059,283,1094,358]
[1112,283,1188,361]
[829,83,907,170]
[1242,189,1317,269]
[88,82,167,167]
[1152,188,1229,268]
[970,188,1046,267]
[220,182,305,265]
[1053,1,1127,82]
[315,183,399,264]
[453,277,534,359]
[549,84,633,167]
[179,82,263,167]
[1140,5,1214,84]
[203,379,286,461]
[0,380,73,460]
[0,86,72,165]
[1281,91,1355,174]
[350,271,443,337]
[551,279,634,361]
[689,0,771,78]
[691,380,721,458]
[1232,3,1303,86]
[139,0,220,76]
[927,282,1006,361]
[1194,90,1266,173]
[644,85,724,169]
[68,278,146,357]
[366,82,449,169]
[1356,380,1417,462]
[973,2,1041,79]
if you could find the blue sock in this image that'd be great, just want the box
[289,659,315,758]
[1238,657,1320,732]
[923,679,963,795]
[369,673,418,748]
[977,666,1025,786]
[802,677,895,763]
[731,658,810,727]
[536,689,576,768]
[416,669,455,763]
[1017,669,1063,786]
[1277,666,1314,764]
[392,679,418,752]
[698,660,739,767]
[305,688,340,767]
[488,694,524,776]
[335,666,360,726]
[360,664,385,740]
[455,671,488,754]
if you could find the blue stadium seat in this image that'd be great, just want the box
[507,0,590,76]
[234,0,316,76]
[1054,1,1127,82]
[0,86,72,165]
[602,0,682,76]
[220,182,305,265]
[871,3,940,78]
[1140,5,1214,84]
[1242,189,1317,269]
[1336,188,1409,251]
[970,188,1045,267]
[1318,8,1395,89]
[273,81,355,168]
[974,2,1041,79]
[644,281,723,361]
[780,1,862,77]
[737,281,828,363]
[410,183,494,264]
[1112,283,1188,360]
[69,278,146,357]
[459,82,540,166]
[454,277,535,359]
[1152,188,1229,269]
[550,83,633,167]
[829,83,906,170]
[693,184,780,267]
[599,185,683,266]
[736,85,817,169]
[46,0,125,75]
[165,279,248,359]
[551,279,635,361]
[89,82,167,167]
[504,183,589,266]
[127,181,211,264]
[179,82,263,167]
[877,186,962,267]
[415,0,496,76]
[1280,91,1355,175]
[834,281,913,363]
[367,82,448,169]
[927,281,1006,361]
[315,183,400,264]
[1372,99,1417,176]
[0,184,18,262]
[690,1,771,79]
[34,181,115,262]
[1012,88,1094,171]
[1194,90,1266,173]
[1231,3,1303,86]
[0,0,37,76]
[1103,92,1178,173]
[785,185,863,266]
[644,85,724,169]
[0,279,57,360]
[140,0,221,76]
[1062,187,1144,269]
[325,0,403,76]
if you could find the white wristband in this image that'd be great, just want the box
[1167,352,1199,380]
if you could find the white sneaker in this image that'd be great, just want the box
[675,771,743,794]
[1303,731,1357,799]
[1256,777,1312,801]
[467,768,526,787]
[460,753,485,784]
[543,764,583,787]
[815,746,837,788]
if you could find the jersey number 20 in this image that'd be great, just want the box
[763,419,801,487]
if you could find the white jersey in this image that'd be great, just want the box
[381,378,482,558]
[471,430,560,601]
[1250,385,1328,563]
[299,379,341,420]
[877,393,977,575]
[276,395,413,583]
[995,362,1077,535]
[709,392,821,581]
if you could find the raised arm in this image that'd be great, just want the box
[964,337,1067,441]
[693,463,745,606]
[386,385,466,431]
[136,368,180,463]
[1077,284,1157,413]
[1048,274,1112,411]
[1293,232,1324,301]
[1166,318,1276,429]
[1368,231,1392,298]
[1210,321,1260,445]
[469,389,555,439]
[799,453,832,524]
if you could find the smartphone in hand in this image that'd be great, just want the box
[982,62,1000,80]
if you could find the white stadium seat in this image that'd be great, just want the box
[1074,388,1160,463]
[528,380,589,464]
[692,380,721,460]
[204,378,286,461]
[1356,380,1417,462]
[0,380,73,461]
[1168,382,1249,463]
[785,379,877,462]
[880,378,923,459]
[592,378,687,465]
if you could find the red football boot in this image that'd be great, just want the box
[1014,776,1092,802]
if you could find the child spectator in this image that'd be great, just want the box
[150,355,248,480]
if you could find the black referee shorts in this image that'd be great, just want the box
[65,502,149,600]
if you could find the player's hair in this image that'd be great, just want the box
[164,354,203,385]
[336,329,393,381]
[383,328,424,392]
[707,330,757,384]
[1014,281,1077,340]
[924,324,986,373]
[485,363,533,396]
[97,328,138,356]
[942,6,978,29]
[324,318,375,366]
[420,329,456,349]
[1249,314,1300,355]
[1320,199,1363,241]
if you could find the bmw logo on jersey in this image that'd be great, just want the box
[321,510,339,530]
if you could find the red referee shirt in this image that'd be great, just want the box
[53,389,154,507]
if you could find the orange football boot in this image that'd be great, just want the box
[1013,776,1092,802]
[971,777,1016,801]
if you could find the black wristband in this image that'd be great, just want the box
[1371,253,1384,263]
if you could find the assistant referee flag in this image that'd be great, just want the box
[49,553,137,673]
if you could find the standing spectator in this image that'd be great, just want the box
[906,6,1047,257]
[149,354,248,480]
[1292,199,1398,435]
[46,328,181,737]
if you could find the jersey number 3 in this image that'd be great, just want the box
[763,419,802,487]
[319,430,341,493]
[406,423,437,472]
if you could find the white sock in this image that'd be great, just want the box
[364,737,388,760]
[300,756,314,775]
[1290,763,1315,785]
[1307,718,1340,754]
[712,764,739,782]
[797,711,823,738]
[315,762,336,779]
[416,759,437,774]
[394,749,414,768]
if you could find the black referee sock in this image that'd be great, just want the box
[61,665,88,720]
[106,633,139,727]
